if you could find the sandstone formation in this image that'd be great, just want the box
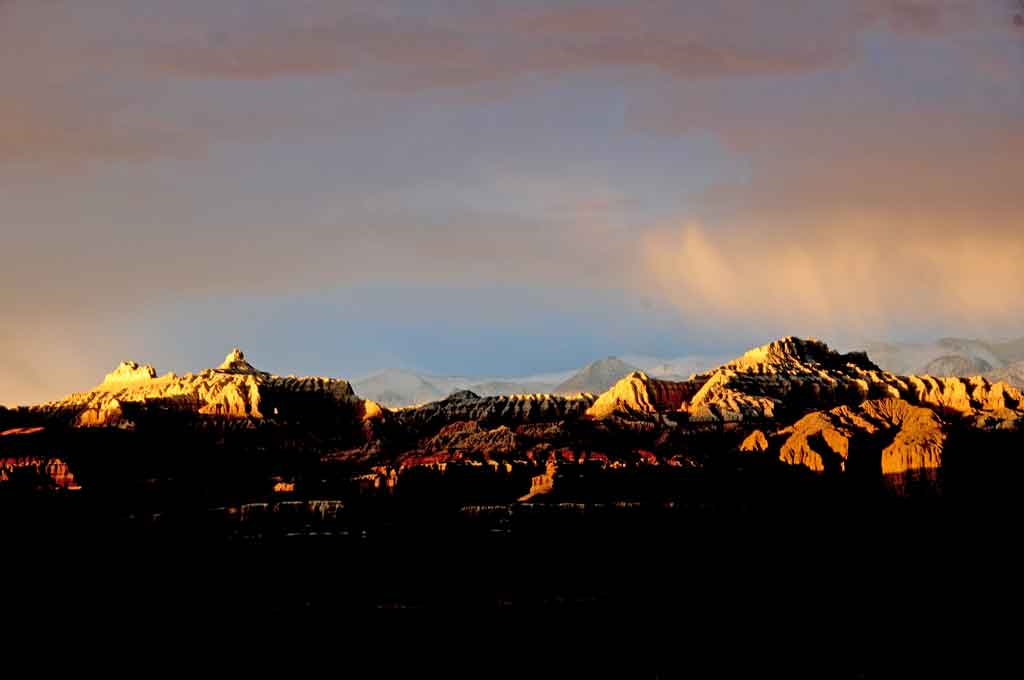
[587,337,1024,430]
[6,336,1023,495]
[103,361,159,385]
[739,430,769,453]
[34,348,361,427]
[519,461,557,501]
[774,398,945,475]
[586,372,698,420]
[394,390,595,429]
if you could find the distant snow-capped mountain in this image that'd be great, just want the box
[351,354,728,407]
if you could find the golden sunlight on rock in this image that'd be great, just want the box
[33,348,362,427]
[585,371,698,420]
[775,398,945,475]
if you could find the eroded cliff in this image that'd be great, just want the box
[4,337,1022,497]
[33,348,364,428]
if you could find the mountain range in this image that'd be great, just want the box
[352,353,731,407]
[864,336,1024,387]
[3,337,1021,502]
[5,336,1022,617]
[345,335,1024,408]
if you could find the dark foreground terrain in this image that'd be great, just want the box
[3,340,1020,676]
[4,440,1018,677]
[6,447,1018,612]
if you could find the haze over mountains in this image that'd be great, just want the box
[352,354,733,407]
[863,336,1024,388]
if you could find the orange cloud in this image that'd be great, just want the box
[642,214,1024,337]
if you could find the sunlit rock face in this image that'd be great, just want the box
[5,336,1021,492]
[774,398,945,475]
[217,348,259,373]
[684,337,886,423]
[585,337,878,422]
[519,461,557,501]
[579,338,1021,478]
[34,348,360,427]
[902,376,1021,429]
[658,336,1024,427]
[719,337,879,374]
[586,372,699,420]
[103,361,158,385]
[739,430,769,453]
[531,337,1023,435]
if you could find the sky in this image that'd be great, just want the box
[2,0,1023,404]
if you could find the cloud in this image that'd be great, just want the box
[77,1,940,83]
[642,218,1024,339]
[109,1,1003,84]
[0,0,1012,168]
[635,36,1024,340]
[2,0,1023,403]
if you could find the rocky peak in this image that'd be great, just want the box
[218,348,259,374]
[583,336,1023,426]
[770,398,947,475]
[29,347,361,427]
[553,356,641,395]
[721,336,879,374]
[102,361,158,386]
[586,372,700,420]
[445,390,481,402]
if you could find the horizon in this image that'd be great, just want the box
[4,1,1024,405]
[6,330,1024,408]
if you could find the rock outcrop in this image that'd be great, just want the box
[674,337,1022,427]
[419,421,520,459]
[519,461,557,501]
[586,372,698,420]
[586,337,880,422]
[582,338,1021,479]
[683,337,884,422]
[35,348,361,427]
[774,398,945,475]
[103,361,158,385]
[395,390,596,428]
[739,430,769,453]
[6,336,1022,492]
